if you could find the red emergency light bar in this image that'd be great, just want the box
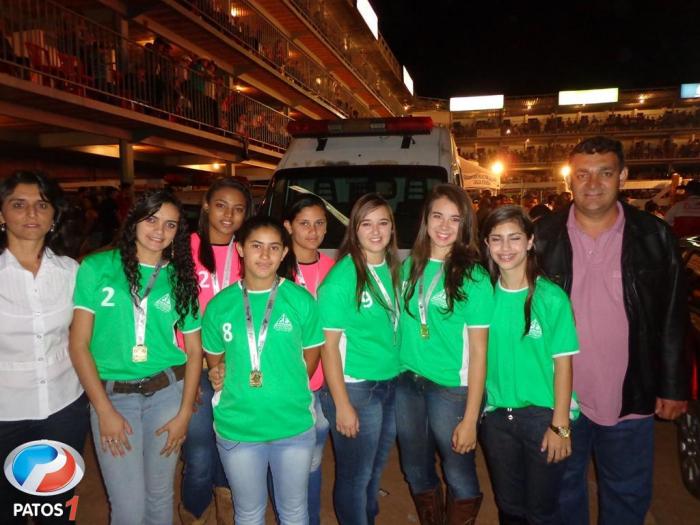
[287,117,434,138]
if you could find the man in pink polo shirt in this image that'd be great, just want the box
[534,136,688,524]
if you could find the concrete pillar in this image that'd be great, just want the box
[119,140,134,188]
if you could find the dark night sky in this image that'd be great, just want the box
[370,0,700,100]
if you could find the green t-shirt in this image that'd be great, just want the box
[73,250,200,381]
[486,277,580,419]
[399,259,494,387]
[202,279,324,442]
[317,256,400,381]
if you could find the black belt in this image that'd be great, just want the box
[104,364,186,396]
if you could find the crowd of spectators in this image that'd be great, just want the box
[58,185,133,259]
[472,182,699,236]
[463,137,700,168]
[126,36,292,149]
[0,5,294,150]
[453,109,700,138]
[185,0,365,118]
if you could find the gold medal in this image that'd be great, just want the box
[249,370,263,388]
[132,344,148,363]
[420,324,430,339]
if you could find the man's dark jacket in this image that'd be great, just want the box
[534,203,689,417]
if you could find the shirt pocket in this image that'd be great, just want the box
[609,269,624,303]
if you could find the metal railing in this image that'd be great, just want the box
[178,0,380,117]
[452,118,700,139]
[287,0,403,108]
[0,0,292,151]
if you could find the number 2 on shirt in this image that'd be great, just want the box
[101,287,115,307]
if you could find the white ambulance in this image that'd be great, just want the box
[260,117,462,248]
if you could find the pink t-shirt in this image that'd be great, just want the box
[177,233,242,350]
[296,252,334,391]
[191,233,242,313]
[568,204,650,425]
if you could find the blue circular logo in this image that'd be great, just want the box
[4,440,85,496]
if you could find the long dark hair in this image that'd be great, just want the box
[337,193,401,310]
[284,194,328,280]
[481,205,542,336]
[404,184,480,315]
[283,194,327,224]
[236,216,295,280]
[0,171,67,256]
[197,177,253,273]
[117,190,198,327]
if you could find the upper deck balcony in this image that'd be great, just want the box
[0,0,290,166]
[452,88,700,144]
[112,0,391,118]
[254,0,408,115]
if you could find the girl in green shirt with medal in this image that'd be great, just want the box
[397,183,493,525]
[202,216,324,525]
[69,190,202,525]
[480,205,579,524]
[317,193,402,525]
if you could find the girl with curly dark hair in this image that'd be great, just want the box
[69,190,202,525]
[397,183,493,524]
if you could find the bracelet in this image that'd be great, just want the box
[549,424,571,438]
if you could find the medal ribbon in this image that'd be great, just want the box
[242,277,280,373]
[418,264,444,328]
[132,260,165,347]
[211,236,236,295]
[296,258,320,298]
[367,264,399,333]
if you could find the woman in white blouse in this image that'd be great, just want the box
[0,171,88,525]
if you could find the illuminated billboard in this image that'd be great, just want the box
[681,83,700,99]
[357,0,378,39]
[450,95,504,112]
[558,88,619,105]
[403,67,414,95]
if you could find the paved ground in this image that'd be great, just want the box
[73,420,700,524]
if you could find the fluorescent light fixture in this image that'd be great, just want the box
[356,0,379,39]
[558,87,619,105]
[403,66,414,95]
[681,83,700,99]
[450,95,504,111]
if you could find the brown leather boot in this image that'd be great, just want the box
[213,486,234,525]
[178,501,213,525]
[411,485,445,525]
[446,492,482,525]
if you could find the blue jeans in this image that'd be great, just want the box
[320,379,397,525]
[90,376,184,525]
[0,393,89,525]
[181,370,229,517]
[216,427,315,525]
[479,406,567,524]
[268,392,329,525]
[308,391,330,525]
[558,413,654,525]
[395,372,480,499]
